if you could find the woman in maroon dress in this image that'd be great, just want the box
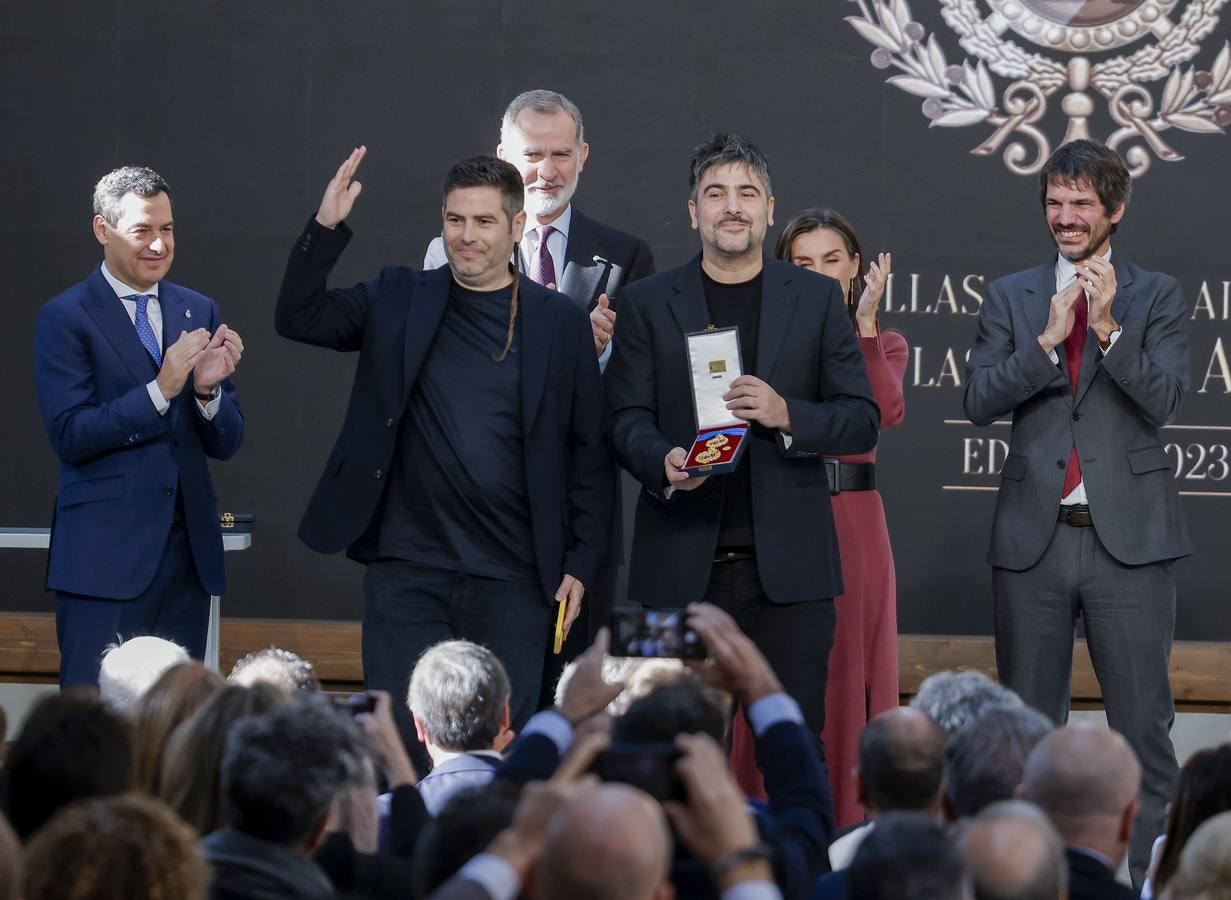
[729,209,906,829]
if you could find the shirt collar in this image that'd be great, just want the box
[529,203,572,241]
[1055,248,1112,287]
[100,262,160,299]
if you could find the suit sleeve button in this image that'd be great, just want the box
[1056,460,1065,469]
[1120,376,1129,385]
[163,485,174,495]
[385,418,394,428]
[374,469,383,480]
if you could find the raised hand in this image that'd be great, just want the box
[156,328,211,401]
[1037,279,1083,355]
[685,601,783,707]
[855,251,892,337]
[315,146,367,230]
[193,324,243,394]
[1079,256,1119,345]
[591,293,616,356]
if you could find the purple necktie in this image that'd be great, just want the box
[530,225,556,287]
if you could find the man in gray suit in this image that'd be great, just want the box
[964,139,1190,885]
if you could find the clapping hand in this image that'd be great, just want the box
[316,146,367,230]
[855,251,892,337]
[193,324,243,395]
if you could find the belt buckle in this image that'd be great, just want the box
[825,458,841,495]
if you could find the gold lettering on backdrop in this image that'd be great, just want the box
[962,438,1011,475]
[1192,281,1231,321]
[1199,337,1231,395]
[911,347,964,388]
[883,273,984,315]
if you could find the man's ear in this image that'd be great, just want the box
[687,199,698,231]
[92,215,110,247]
[412,711,428,745]
[766,194,775,228]
[578,141,590,173]
[512,209,527,244]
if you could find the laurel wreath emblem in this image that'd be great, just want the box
[845,0,1231,176]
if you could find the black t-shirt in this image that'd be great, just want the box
[701,266,762,549]
[377,279,537,583]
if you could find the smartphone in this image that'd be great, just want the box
[609,606,707,660]
[590,742,685,802]
[333,692,377,716]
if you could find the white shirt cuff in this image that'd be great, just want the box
[147,381,170,416]
[196,385,221,420]
[746,692,804,736]
[454,853,520,900]
[780,431,793,450]
[521,709,573,756]
[597,339,614,373]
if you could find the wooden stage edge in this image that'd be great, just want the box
[1,614,1228,712]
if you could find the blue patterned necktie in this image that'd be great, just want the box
[127,294,163,367]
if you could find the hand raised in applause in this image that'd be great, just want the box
[591,293,616,356]
[315,146,367,230]
[156,328,211,401]
[1037,279,1084,355]
[1079,255,1119,345]
[193,324,244,394]
[855,251,891,338]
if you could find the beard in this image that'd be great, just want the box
[524,176,579,218]
[707,217,761,258]
[1053,217,1113,262]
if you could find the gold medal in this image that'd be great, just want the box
[695,447,722,464]
[706,434,729,449]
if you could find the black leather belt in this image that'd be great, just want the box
[714,547,756,563]
[824,459,876,495]
[1058,504,1094,527]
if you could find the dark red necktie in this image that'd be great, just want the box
[1061,290,1088,497]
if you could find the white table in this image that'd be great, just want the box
[0,526,252,671]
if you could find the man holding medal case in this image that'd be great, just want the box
[605,133,879,745]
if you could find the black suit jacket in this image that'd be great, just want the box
[1066,849,1137,900]
[556,207,655,311]
[275,218,613,598]
[605,256,879,605]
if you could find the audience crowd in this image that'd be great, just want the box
[1,612,1230,900]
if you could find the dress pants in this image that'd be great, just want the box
[993,521,1179,887]
[705,558,836,753]
[362,560,551,774]
[56,521,209,688]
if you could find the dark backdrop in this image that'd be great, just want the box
[2,0,1228,638]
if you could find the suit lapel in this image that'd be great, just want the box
[558,209,606,309]
[520,278,555,434]
[754,260,798,379]
[667,257,711,337]
[80,268,159,384]
[159,283,190,354]
[402,268,451,407]
[1075,256,1135,407]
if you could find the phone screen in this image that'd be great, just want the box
[609,607,706,659]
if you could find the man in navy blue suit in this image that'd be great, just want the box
[275,149,611,754]
[34,165,245,687]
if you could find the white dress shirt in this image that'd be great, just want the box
[1051,250,1120,506]
[99,263,219,419]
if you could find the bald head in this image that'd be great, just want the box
[959,801,1067,900]
[1019,726,1140,862]
[538,784,673,900]
[859,707,946,816]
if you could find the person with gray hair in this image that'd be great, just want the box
[203,692,367,899]
[98,635,190,714]
[228,646,320,692]
[422,89,655,671]
[911,669,1026,736]
[605,130,878,750]
[34,163,245,689]
[1018,725,1141,900]
[959,800,1069,900]
[944,704,1053,819]
[408,639,513,814]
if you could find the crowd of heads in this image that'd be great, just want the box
[1,625,1231,900]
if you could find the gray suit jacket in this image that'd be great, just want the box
[964,256,1192,571]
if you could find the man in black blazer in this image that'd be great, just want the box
[423,90,656,662]
[275,150,611,754]
[605,133,879,744]
[1019,726,1141,900]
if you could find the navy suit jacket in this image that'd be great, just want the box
[274,219,612,597]
[33,267,243,598]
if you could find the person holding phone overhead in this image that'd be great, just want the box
[729,209,906,827]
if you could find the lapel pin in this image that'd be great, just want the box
[184,309,192,319]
